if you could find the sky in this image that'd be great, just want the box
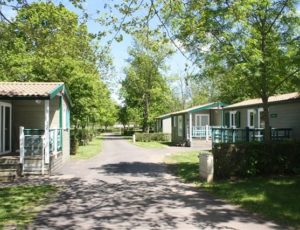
[61,0,191,79]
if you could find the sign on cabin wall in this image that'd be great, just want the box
[270,113,278,118]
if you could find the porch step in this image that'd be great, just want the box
[0,157,21,182]
[0,169,17,182]
[23,168,49,175]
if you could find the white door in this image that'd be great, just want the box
[0,102,12,154]
[195,114,210,127]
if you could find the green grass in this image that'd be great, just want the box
[0,185,58,227]
[72,136,103,160]
[165,151,300,228]
[165,151,200,182]
[129,140,170,149]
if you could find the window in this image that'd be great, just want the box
[0,102,11,154]
[247,109,256,128]
[178,115,183,137]
[195,114,210,127]
[230,111,237,128]
[258,108,265,128]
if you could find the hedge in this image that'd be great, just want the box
[213,141,300,179]
[135,133,171,142]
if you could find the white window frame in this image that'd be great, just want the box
[257,108,264,128]
[229,111,237,128]
[0,102,12,154]
[195,114,210,127]
[247,109,256,128]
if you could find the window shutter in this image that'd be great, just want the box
[236,111,241,128]
[224,112,230,127]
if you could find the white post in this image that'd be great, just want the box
[42,136,45,175]
[199,153,214,183]
[132,134,136,143]
[44,100,50,164]
[189,113,192,146]
[19,126,24,164]
[206,125,209,141]
[54,129,57,153]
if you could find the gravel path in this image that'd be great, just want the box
[31,134,281,230]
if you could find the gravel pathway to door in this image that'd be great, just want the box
[31,134,281,229]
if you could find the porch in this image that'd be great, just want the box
[0,128,63,181]
[211,127,292,144]
[20,128,63,175]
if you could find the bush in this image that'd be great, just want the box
[213,141,300,179]
[135,133,171,142]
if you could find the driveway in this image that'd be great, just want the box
[32,134,281,229]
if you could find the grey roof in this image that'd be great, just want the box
[225,92,300,109]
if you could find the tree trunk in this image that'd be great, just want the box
[143,94,150,133]
[262,96,271,142]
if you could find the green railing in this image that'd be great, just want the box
[23,129,44,156]
[192,126,212,139]
[22,128,62,156]
[212,127,292,144]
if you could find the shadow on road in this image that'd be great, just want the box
[32,161,281,229]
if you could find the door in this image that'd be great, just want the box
[195,114,210,127]
[0,102,11,154]
[258,108,265,128]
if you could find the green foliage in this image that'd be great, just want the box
[121,34,174,132]
[213,142,300,179]
[0,2,116,128]
[135,132,171,142]
[0,185,57,226]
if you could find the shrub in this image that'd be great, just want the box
[135,133,171,142]
[213,141,300,179]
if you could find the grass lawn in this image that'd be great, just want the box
[165,151,300,228]
[0,185,58,227]
[129,140,170,149]
[72,136,103,160]
[165,151,200,182]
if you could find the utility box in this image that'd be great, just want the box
[199,152,214,183]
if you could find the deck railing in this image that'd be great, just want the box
[192,126,212,139]
[20,128,62,158]
[212,127,292,144]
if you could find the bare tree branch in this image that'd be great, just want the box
[271,68,300,93]
[265,0,289,34]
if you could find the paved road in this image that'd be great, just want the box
[32,134,281,230]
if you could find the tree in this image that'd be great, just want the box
[0,2,116,128]
[169,0,300,141]
[121,34,174,132]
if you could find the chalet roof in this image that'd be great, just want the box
[225,92,300,109]
[156,113,172,119]
[0,82,71,103]
[170,102,225,116]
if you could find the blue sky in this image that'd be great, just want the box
[61,0,190,80]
